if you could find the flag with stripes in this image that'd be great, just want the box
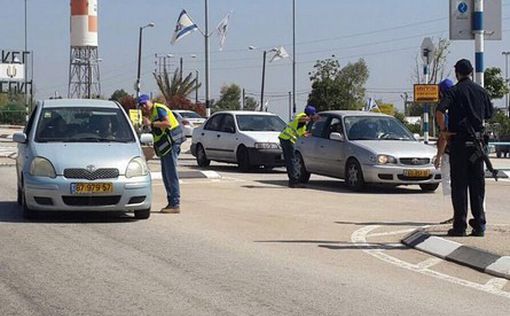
[217,12,231,51]
[171,10,198,44]
[365,98,379,112]
[269,46,290,62]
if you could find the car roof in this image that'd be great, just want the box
[319,110,390,117]
[41,99,119,109]
[213,111,278,116]
[173,109,195,113]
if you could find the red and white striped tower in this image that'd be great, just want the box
[68,0,101,98]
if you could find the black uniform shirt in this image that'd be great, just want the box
[437,78,493,133]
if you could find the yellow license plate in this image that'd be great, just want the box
[403,169,431,178]
[71,183,113,194]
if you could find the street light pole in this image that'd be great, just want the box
[503,51,510,117]
[260,50,267,111]
[135,23,155,99]
[205,0,211,117]
[292,0,296,116]
[195,70,199,104]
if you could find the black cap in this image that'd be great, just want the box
[454,59,473,76]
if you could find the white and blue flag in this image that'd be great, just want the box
[365,98,379,112]
[171,10,198,44]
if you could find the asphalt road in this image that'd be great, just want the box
[1,159,510,315]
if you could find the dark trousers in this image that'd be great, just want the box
[449,140,486,232]
[280,138,299,184]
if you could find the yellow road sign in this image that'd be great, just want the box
[129,109,142,125]
[414,84,439,103]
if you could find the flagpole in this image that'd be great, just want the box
[292,0,296,116]
[205,0,211,117]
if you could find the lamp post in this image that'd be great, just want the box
[503,51,510,117]
[135,22,155,99]
[250,46,277,111]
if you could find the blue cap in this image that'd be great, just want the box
[137,94,150,104]
[304,105,317,116]
[438,79,454,94]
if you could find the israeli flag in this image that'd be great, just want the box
[171,10,198,44]
[365,98,379,112]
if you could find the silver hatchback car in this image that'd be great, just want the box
[14,99,152,219]
[295,111,441,192]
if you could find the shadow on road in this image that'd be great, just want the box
[251,180,425,195]
[0,201,139,224]
[188,164,286,175]
[254,240,407,251]
[335,220,437,226]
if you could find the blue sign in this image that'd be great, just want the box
[458,2,468,14]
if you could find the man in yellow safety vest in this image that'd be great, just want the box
[139,95,185,213]
[279,105,318,188]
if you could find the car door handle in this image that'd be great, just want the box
[217,134,221,138]
[201,133,204,136]
[320,145,325,148]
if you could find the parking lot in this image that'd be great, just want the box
[2,137,510,314]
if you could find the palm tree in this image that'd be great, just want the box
[153,68,201,107]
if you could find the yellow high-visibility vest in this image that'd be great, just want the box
[279,112,307,144]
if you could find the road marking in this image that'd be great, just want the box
[352,226,510,299]
[366,228,417,238]
[484,278,508,291]
[416,257,443,270]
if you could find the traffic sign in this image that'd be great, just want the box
[414,84,439,103]
[449,0,502,40]
[420,37,435,64]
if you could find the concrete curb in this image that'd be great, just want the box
[402,230,510,280]
[151,170,221,180]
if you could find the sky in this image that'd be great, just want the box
[1,0,509,119]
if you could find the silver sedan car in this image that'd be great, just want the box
[14,99,152,219]
[295,111,441,191]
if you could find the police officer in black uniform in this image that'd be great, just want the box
[436,59,494,237]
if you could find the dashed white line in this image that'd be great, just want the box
[416,257,443,270]
[352,225,510,299]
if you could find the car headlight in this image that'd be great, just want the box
[126,157,149,178]
[376,154,397,165]
[29,157,56,178]
[254,142,280,150]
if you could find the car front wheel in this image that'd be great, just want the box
[345,159,365,191]
[134,208,151,219]
[296,152,311,183]
[419,183,439,192]
[196,144,211,167]
[237,146,252,172]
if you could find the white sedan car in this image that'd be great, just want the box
[191,111,286,171]
[172,110,206,137]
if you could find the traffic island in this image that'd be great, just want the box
[402,224,510,280]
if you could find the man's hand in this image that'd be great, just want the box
[304,131,311,137]
[434,155,442,169]
[142,117,151,127]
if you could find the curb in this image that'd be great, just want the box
[402,230,510,280]
[0,125,24,129]
[151,170,221,180]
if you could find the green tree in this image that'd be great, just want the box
[109,89,129,102]
[244,96,258,111]
[154,68,201,106]
[484,67,509,100]
[214,84,242,111]
[0,93,26,124]
[307,58,369,111]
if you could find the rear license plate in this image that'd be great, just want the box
[71,183,113,194]
[403,169,431,178]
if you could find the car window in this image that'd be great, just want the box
[344,116,414,141]
[24,106,38,136]
[327,117,344,138]
[221,114,236,133]
[204,114,224,131]
[179,111,202,119]
[34,107,135,143]
[236,115,286,132]
[310,115,329,138]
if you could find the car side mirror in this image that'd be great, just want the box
[330,132,345,142]
[13,132,27,144]
[139,133,153,145]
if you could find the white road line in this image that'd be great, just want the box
[416,258,443,270]
[366,228,417,238]
[351,226,510,299]
[484,278,508,291]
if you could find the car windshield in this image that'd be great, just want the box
[179,111,203,119]
[344,116,415,141]
[236,115,286,132]
[35,107,135,143]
